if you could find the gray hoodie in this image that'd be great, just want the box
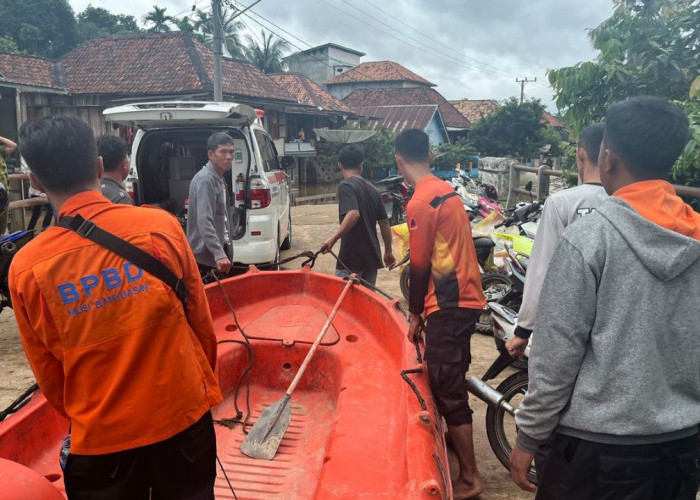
[516,197,700,453]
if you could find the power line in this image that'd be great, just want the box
[317,0,519,81]
[337,0,520,80]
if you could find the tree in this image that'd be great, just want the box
[0,36,21,53]
[244,30,289,73]
[469,98,548,157]
[0,0,79,57]
[191,8,246,59]
[143,5,173,33]
[77,5,141,42]
[432,139,479,171]
[548,0,700,134]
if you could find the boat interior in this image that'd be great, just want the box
[0,268,449,499]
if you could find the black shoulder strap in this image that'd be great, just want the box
[57,214,189,310]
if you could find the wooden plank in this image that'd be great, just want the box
[8,197,47,210]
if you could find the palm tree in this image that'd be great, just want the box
[143,6,172,33]
[244,30,289,73]
[193,8,246,59]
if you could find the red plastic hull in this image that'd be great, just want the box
[0,267,451,499]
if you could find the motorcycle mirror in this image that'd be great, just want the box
[524,180,534,203]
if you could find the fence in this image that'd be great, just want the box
[506,164,700,208]
[6,173,47,232]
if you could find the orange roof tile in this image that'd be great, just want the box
[449,99,500,124]
[269,73,350,113]
[326,61,435,86]
[0,52,61,90]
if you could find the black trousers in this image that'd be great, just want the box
[64,412,217,500]
[425,308,480,427]
[536,433,700,500]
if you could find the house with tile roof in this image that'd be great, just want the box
[343,87,469,138]
[0,33,345,143]
[324,60,436,100]
[269,72,354,158]
[449,99,500,125]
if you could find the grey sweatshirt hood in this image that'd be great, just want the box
[515,196,700,452]
[597,197,700,281]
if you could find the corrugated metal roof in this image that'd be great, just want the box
[348,104,439,134]
[344,87,469,129]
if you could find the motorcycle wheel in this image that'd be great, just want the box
[477,272,513,334]
[485,370,538,485]
[399,265,410,300]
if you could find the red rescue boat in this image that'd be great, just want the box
[0,267,451,499]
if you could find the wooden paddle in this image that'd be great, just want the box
[240,277,356,460]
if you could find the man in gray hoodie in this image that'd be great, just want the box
[510,96,700,498]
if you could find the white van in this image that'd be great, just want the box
[103,101,291,267]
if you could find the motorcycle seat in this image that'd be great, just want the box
[473,237,495,249]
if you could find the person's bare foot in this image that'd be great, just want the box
[452,475,484,499]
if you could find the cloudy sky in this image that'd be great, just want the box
[68,0,615,110]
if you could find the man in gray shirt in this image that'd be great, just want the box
[97,135,133,205]
[505,123,607,359]
[187,132,233,276]
[510,98,700,498]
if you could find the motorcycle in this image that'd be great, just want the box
[0,230,35,314]
[390,222,513,333]
[373,176,412,226]
[465,301,537,485]
[450,171,503,221]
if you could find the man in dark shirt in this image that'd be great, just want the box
[97,135,133,205]
[321,144,394,286]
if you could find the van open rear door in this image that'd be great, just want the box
[103,101,258,128]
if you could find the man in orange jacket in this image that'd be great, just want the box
[396,129,486,499]
[11,115,223,499]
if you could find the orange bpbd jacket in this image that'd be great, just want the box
[9,191,222,455]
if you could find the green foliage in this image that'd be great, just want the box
[361,128,396,173]
[77,6,141,42]
[0,36,21,53]
[672,98,700,208]
[244,30,289,73]
[549,0,700,199]
[540,126,569,157]
[316,128,396,179]
[548,0,700,135]
[432,139,478,170]
[0,0,79,57]
[469,97,548,157]
[185,8,246,59]
[143,5,173,33]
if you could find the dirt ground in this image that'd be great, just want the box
[0,203,533,499]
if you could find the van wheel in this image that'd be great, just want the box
[262,228,281,271]
[280,211,292,250]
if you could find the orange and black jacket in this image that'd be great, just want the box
[407,175,486,316]
[9,191,222,455]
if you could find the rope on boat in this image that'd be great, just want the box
[211,271,255,433]
[0,383,38,422]
[216,455,238,500]
[224,250,320,272]
[400,368,428,412]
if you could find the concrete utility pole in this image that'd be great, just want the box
[516,77,536,104]
[212,0,263,102]
[212,0,224,101]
